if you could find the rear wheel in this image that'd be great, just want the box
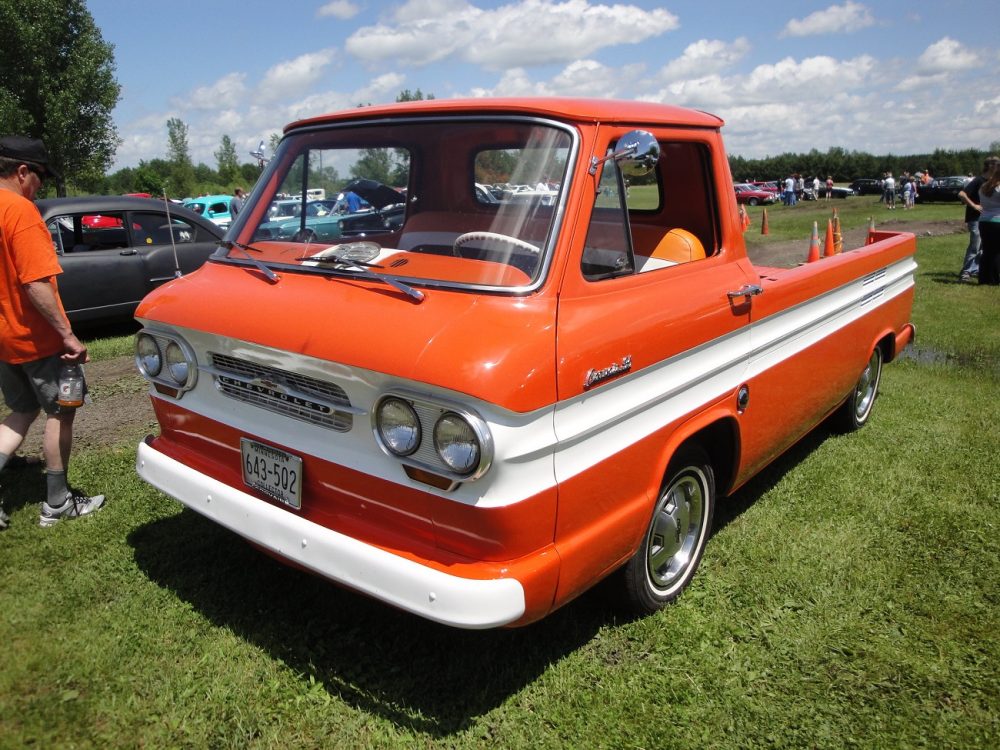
[832,346,883,432]
[619,445,715,614]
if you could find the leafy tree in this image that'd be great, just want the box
[0,0,121,195]
[166,117,195,198]
[396,89,434,102]
[215,135,239,184]
[240,163,261,183]
[350,148,393,185]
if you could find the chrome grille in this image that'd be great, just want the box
[209,353,353,431]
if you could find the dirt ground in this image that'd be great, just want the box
[1,217,962,460]
[1,350,156,459]
[745,217,964,268]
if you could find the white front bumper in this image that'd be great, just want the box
[136,440,526,628]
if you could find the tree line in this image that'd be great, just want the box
[729,144,1000,184]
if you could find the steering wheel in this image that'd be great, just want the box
[452,231,540,258]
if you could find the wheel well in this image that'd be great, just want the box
[673,419,738,497]
[877,332,897,362]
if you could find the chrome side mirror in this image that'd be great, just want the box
[589,130,660,176]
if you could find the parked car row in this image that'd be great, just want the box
[848,175,971,203]
[803,185,855,200]
[40,196,224,325]
[733,183,777,205]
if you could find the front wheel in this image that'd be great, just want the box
[832,346,883,432]
[619,445,715,614]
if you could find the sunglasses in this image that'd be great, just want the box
[24,163,47,181]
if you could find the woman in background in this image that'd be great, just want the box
[978,160,1000,285]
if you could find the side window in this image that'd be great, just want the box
[131,212,197,245]
[47,213,129,252]
[47,217,74,254]
[582,139,714,282]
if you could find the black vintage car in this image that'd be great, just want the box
[915,176,970,203]
[849,178,883,195]
[38,196,224,324]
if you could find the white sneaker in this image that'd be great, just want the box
[39,491,105,527]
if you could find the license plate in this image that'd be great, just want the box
[240,439,303,509]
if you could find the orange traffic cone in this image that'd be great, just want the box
[807,221,820,263]
[739,205,751,232]
[761,208,769,235]
[823,219,836,257]
[865,216,876,245]
[833,214,843,254]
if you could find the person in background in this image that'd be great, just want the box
[0,136,104,530]
[903,177,915,209]
[229,187,245,218]
[812,175,820,198]
[958,156,999,282]
[783,174,796,206]
[976,159,1000,285]
[883,172,896,209]
[826,175,834,202]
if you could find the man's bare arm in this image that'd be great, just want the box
[23,278,87,363]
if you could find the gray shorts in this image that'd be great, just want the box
[0,353,81,415]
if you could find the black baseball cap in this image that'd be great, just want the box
[0,135,61,180]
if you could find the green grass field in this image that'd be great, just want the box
[1,201,998,748]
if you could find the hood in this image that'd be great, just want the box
[342,179,405,210]
[136,260,557,413]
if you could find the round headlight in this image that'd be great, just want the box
[376,397,421,456]
[135,334,161,377]
[164,342,190,385]
[433,413,481,474]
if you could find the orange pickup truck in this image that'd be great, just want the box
[134,98,915,628]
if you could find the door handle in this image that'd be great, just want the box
[727,284,763,300]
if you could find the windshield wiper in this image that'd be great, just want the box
[217,240,280,283]
[303,256,424,302]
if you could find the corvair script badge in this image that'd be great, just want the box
[584,355,633,389]
[217,375,331,414]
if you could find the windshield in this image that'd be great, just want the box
[225,118,574,291]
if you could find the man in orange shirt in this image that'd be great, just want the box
[0,136,104,529]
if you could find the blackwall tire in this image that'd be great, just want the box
[620,445,715,614]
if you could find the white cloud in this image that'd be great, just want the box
[178,73,247,111]
[317,0,360,19]
[659,38,750,82]
[974,94,1000,116]
[258,49,337,102]
[470,59,640,98]
[894,73,947,92]
[916,37,978,74]
[781,2,875,38]
[345,0,678,69]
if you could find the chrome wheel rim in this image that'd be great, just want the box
[854,349,882,422]
[646,469,708,595]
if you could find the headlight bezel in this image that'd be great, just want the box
[371,390,493,484]
[134,328,198,395]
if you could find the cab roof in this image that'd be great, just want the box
[285,97,724,133]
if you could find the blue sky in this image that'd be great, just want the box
[88,0,1000,170]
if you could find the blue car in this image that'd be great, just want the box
[183,194,234,229]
